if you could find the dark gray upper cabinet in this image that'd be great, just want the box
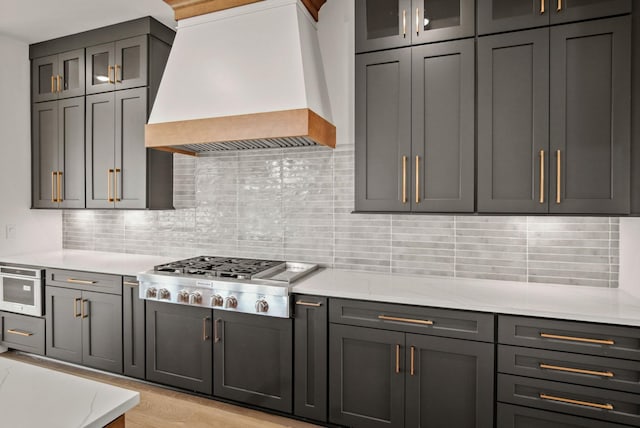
[146,300,212,395]
[86,35,147,94]
[355,47,412,212]
[478,0,631,35]
[32,97,85,209]
[411,39,474,212]
[213,311,293,413]
[86,91,116,208]
[477,29,550,213]
[355,0,474,53]
[549,17,630,214]
[32,49,85,102]
[123,277,145,379]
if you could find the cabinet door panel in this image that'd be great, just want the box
[214,311,293,413]
[123,279,145,379]
[412,0,475,43]
[57,49,85,99]
[550,0,631,25]
[115,35,148,90]
[477,29,549,213]
[356,0,413,53]
[549,17,630,214]
[32,55,58,103]
[355,48,412,212]
[329,324,405,428]
[411,39,474,212]
[82,291,122,373]
[45,287,82,364]
[86,43,115,94]
[32,101,59,208]
[115,88,148,209]
[86,92,115,208]
[478,0,549,35]
[146,301,212,394]
[58,97,85,208]
[406,335,494,428]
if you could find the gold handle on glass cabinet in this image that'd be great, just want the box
[107,169,114,202]
[410,346,415,376]
[402,156,407,204]
[556,150,561,204]
[114,168,121,202]
[6,329,33,337]
[57,75,62,93]
[539,150,545,204]
[415,155,420,204]
[416,7,420,36]
[540,393,613,411]
[73,297,81,318]
[115,64,121,83]
[51,171,57,203]
[57,171,63,202]
[540,332,615,346]
[395,344,400,374]
[402,9,407,38]
[539,363,614,378]
[50,75,55,93]
[202,317,210,341]
[557,0,562,12]
[107,65,114,84]
[540,0,545,14]
[82,299,89,319]
[379,314,434,326]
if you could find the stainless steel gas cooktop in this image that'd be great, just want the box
[137,256,318,318]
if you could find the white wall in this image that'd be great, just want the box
[0,34,61,257]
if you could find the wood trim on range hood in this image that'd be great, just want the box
[145,108,336,156]
[164,0,327,21]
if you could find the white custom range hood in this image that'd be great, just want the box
[146,0,335,155]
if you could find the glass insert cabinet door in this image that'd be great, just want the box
[356,0,474,53]
[32,49,85,102]
[86,36,147,94]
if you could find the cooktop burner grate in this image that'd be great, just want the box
[154,256,284,279]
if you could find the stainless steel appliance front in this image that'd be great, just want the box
[0,266,44,317]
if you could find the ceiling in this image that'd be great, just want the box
[0,0,176,44]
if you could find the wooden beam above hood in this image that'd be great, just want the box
[164,0,326,21]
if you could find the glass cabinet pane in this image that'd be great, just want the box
[121,46,141,81]
[38,63,54,96]
[92,52,110,85]
[491,0,535,20]
[366,0,401,40]
[63,58,79,91]
[423,0,460,30]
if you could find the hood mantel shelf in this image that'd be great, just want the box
[163,0,326,21]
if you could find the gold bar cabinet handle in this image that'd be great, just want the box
[57,171,63,203]
[415,155,420,204]
[202,317,210,341]
[557,0,562,12]
[410,346,415,376]
[73,297,81,318]
[539,363,614,378]
[416,7,420,36]
[395,344,400,374]
[123,281,139,287]
[402,156,407,204]
[7,329,33,337]
[67,278,97,285]
[540,332,615,346]
[107,65,114,84]
[379,315,434,326]
[296,301,322,307]
[540,0,545,14]
[540,393,613,411]
[82,299,89,319]
[51,75,55,93]
[107,169,114,202]
[51,171,57,203]
[114,168,121,202]
[556,150,561,204]
[539,150,545,203]
[115,64,121,83]
[402,10,407,38]
[214,318,221,343]
[57,75,62,93]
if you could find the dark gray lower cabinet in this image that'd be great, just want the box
[293,295,327,422]
[123,277,145,379]
[145,301,212,395]
[497,403,628,428]
[0,312,45,355]
[213,311,293,413]
[45,286,123,373]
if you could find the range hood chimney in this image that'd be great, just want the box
[146,0,335,155]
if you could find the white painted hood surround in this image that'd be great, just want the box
[146,0,335,153]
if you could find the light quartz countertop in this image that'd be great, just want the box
[0,356,139,428]
[0,250,175,276]
[293,268,640,327]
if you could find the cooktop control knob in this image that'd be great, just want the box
[224,296,238,309]
[210,294,223,307]
[158,288,171,300]
[177,290,189,303]
[255,299,269,313]
[189,291,202,305]
[145,287,157,298]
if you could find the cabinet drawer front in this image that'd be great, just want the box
[498,374,640,426]
[499,345,640,394]
[497,403,629,428]
[330,298,494,342]
[499,315,640,360]
[1,312,45,355]
[47,269,122,295]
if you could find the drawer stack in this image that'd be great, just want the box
[497,315,640,427]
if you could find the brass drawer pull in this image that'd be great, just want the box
[114,168,121,202]
[7,329,33,337]
[202,317,210,341]
[379,315,434,326]
[108,169,114,202]
[540,363,614,378]
[57,75,62,93]
[57,171,63,202]
[540,0,545,14]
[410,346,415,376]
[416,7,420,36]
[51,171,57,203]
[115,64,121,83]
[123,281,139,287]
[214,318,221,343]
[540,332,615,346]
[73,297,81,318]
[108,65,114,84]
[402,156,408,204]
[402,9,407,37]
[556,0,562,12]
[540,393,613,411]
[539,150,545,203]
[415,155,420,204]
[395,344,400,374]
[296,301,322,307]
[82,299,89,319]
[67,278,97,285]
[50,75,55,93]
[556,149,561,204]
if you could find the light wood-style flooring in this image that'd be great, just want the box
[1,351,322,428]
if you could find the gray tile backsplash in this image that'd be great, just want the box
[62,145,620,287]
